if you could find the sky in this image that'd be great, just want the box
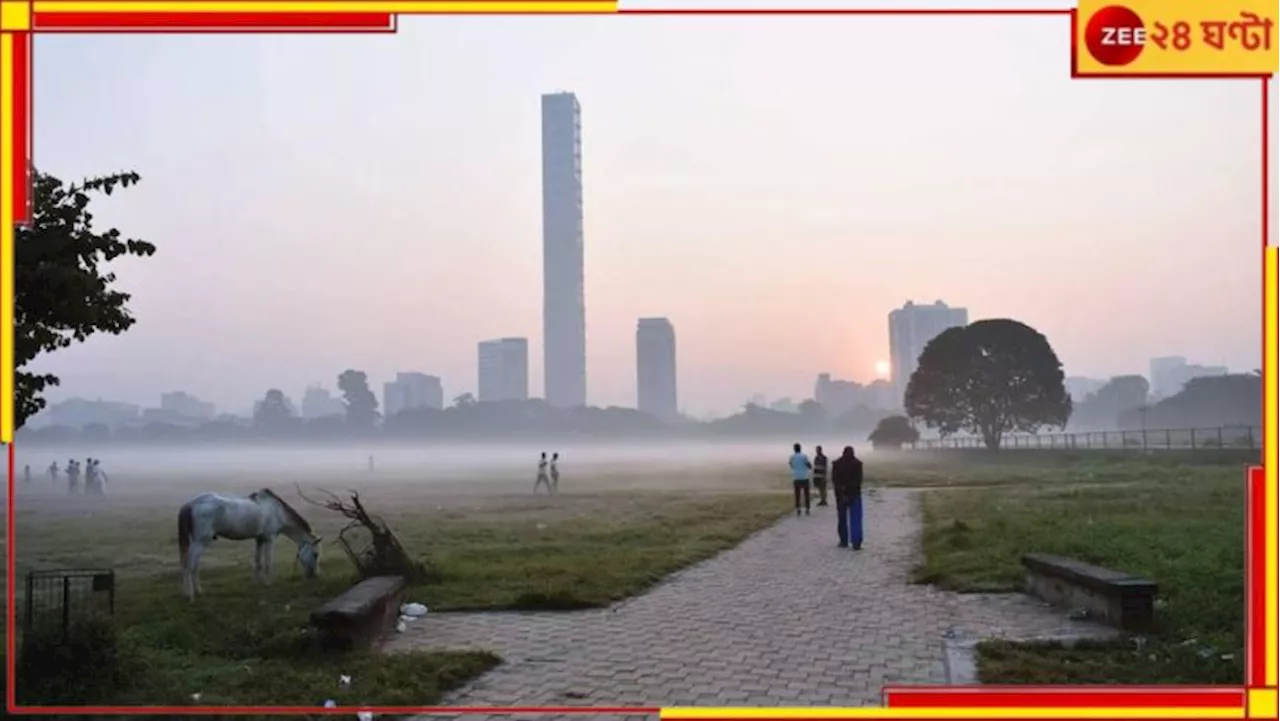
[28,12,1275,418]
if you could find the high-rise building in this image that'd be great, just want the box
[160,391,216,420]
[636,317,678,420]
[382,372,444,417]
[478,338,529,402]
[301,385,346,419]
[888,300,969,408]
[541,91,587,408]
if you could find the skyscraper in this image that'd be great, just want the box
[541,91,587,408]
[636,317,678,421]
[888,300,969,408]
[383,372,444,417]
[477,338,529,402]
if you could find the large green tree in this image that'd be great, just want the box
[15,170,156,429]
[904,318,1072,450]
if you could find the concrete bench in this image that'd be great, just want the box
[310,575,406,650]
[1021,553,1157,632]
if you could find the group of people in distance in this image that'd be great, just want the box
[534,451,561,494]
[788,443,865,550]
[28,458,110,496]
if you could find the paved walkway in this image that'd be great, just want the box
[387,489,1110,719]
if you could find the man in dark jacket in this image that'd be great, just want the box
[812,446,829,506]
[831,445,865,549]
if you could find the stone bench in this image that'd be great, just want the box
[1021,553,1157,632]
[310,575,407,650]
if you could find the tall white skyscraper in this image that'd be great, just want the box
[888,300,969,408]
[636,317,678,421]
[541,91,587,408]
[478,338,529,402]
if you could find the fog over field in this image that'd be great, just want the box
[11,439,875,505]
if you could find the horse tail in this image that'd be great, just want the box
[178,503,193,568]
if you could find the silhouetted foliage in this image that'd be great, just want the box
[905,318,1072,450]
[1118,371,1261,430]
[253,389,297,434]
[1071,375,1150,429]
[868,415,920,449]
[338,370,379,430]
[15,170,156,429]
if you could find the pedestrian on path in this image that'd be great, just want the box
[788,442,812,516]
[812,446,829,506]
[832,445,864,549]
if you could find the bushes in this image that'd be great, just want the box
[18,614,129,704]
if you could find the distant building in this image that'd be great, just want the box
[542,91,587,408]
[888,300,969,408]
[636,317,678,421]
[478,338,529,402]
[301,385,346,420]
[815,374,898,415]
[34,398,141,429]
[1149,356,1229,399]
[383,372,444,417]
[160,391,216,420]
[1065,376,1107,402]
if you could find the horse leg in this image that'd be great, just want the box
[253,539,266,583]
[187,542,206,598]
[262,538,276,585]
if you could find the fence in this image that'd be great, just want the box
[910,426,1262,451]
[23,569,116,641]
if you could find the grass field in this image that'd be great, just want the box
[4,458,790,709]
[913,452,1249,684]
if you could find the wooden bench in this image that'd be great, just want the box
[310,575,407,650]
[1022,553,1157,632]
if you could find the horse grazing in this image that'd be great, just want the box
[177,488,323,600]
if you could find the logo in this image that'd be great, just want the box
[1084,4,1148,66]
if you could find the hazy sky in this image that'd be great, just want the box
[29,11,1275,417]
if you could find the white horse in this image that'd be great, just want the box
[177,488,322,600]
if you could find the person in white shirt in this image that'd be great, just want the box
[549,452,560,493]
[788,443,813,516]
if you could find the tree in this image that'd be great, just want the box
[253,388,296,432]
[904,318,1072,450]
[1072,375,1149,429]
[867,415,919,450]
[452,392,476,408]
[338,370,379,429]
[15,170,156,428]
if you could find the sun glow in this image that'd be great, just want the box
[874,360,891,377]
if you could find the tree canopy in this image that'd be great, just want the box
[867,415,919,449]
[338,370,379,429]
[15,170,156,428]
[904,318,1072,449]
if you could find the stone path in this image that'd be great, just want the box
[388,489,1112,720]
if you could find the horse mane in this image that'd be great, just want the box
[251,487,313,534]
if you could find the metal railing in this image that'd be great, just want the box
[910,426,1261,451]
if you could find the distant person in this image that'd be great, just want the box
[84,458,97,495]
[534,452,553,494]
[788,443,812,516]
[549,452,560,493]
[368,455,374,473]
[66,459,80,493]
[23,464,31,484]
[812,446,829,507]
[832,445,865,550]
[94,460,108,495]
[48,461,59,482]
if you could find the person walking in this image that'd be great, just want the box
[48,461,59,483]
[812,446,829,506]
[534,452,553,494]
[831,445,865,549]
[549,452,560,493]
[788,443,813,516]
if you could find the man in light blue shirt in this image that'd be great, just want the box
[788,442,813,516]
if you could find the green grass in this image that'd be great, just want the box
[913,457,1247,684]
[6,488,788,709]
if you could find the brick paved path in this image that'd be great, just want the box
[389,489,1110,719]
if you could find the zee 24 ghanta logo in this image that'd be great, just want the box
[1084,4,1274,66]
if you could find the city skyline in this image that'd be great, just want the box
[26,17,1269,417]
[542,92,589,408]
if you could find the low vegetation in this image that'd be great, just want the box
[6,489,787,707]
[914,454,1247,684]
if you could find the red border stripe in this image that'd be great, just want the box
[33,12,395,31]
[9,33,30,225]
[1248,466,1268,687]
[885,690,1247,708]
